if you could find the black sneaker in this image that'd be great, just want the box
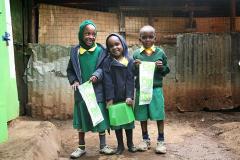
[115,147,125,155]
[128,146,138,153]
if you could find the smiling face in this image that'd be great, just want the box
[82,24,96,47]
[107,35,124,59]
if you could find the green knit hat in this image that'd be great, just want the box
[78,20,97,43]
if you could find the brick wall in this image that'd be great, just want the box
[39,4,238,46]
[39,4,119,45]
[125,16,232,45]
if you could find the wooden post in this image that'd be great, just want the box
[29,0,38,43]
[230,0,236,32]
[119,10,126,39]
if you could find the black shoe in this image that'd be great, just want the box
[128,146,137,153]
[115,147,125,155]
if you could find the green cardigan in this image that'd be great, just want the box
[133,47,170,89]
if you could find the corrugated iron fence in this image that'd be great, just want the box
[176,33,240,111]
[26,44,73,119]
[231,33,240,108]
[26,33,240,119]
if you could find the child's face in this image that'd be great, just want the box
[82,24,96,47]
[139,31,156,48]
[107,36,123,59]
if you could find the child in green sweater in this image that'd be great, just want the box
[133,25,170,154]
[67,20,115,158]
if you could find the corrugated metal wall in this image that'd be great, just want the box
[26,44,73,119]
[161,45,177,110]
[231,33,240,107]
[26,33,240,119]
[26,44,176,119]
[176,34,233,111]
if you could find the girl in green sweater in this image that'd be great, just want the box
[67,20,114,158]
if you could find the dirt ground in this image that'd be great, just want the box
[52,111,240,160]
[0,111,239,160]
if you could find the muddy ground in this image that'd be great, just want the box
[0,111,239,160]
[53,111,240,160]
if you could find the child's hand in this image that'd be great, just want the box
[156,60,163,69]
[126,98,133,106]
[71,81,80,91]
[134,59,141,66]
[89,76,98,83]
[106,100,113,109]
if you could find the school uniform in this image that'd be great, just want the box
[133,45,170,121]
[67,43,110,132]
[103,33,136,154]
[103,55,134,130]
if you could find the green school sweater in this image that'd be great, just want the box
[79,45,101,83]
[133,47,170,89]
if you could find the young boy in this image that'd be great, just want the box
[66,20,115,158]
[133,25,170,154]
[103,33,137,155]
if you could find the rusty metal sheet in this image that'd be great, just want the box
[176,33,233,111]
[231,33,240,107]
[26,44,73,119]
[25,33,240,118]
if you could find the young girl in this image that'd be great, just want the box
[103,33,137,155]
[66,20,115,158]
[133,25,170,154]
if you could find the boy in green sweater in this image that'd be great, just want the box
[133,25,170,154]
